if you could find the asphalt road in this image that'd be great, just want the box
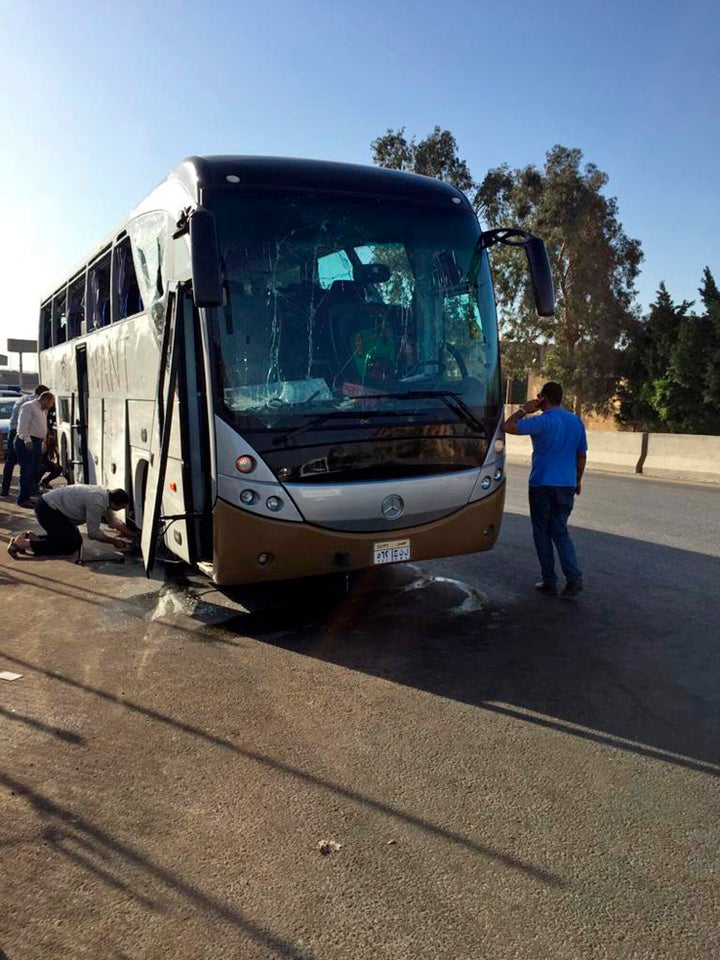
[2,466,719,960]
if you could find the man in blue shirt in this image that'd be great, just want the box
[504,381,587,597]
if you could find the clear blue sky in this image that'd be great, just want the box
[1,0,718,359]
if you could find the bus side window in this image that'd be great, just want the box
[40,303,52,348]
[68,272,85,339]
[88,252,111,330]
[52,289,68,345]
[113,236,144,321]
[127,212,169,336]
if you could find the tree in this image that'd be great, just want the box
[476,146,643,413]
[698,267,720,413]
[616,283,693,430]
[617,274,720,434]
[663,268,720,434]
[371,126,475,193]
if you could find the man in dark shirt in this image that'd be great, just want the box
[504,381,588,597]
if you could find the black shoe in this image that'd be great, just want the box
[535,581,558,596]
[562,579,583,598]
[16,499,35,508]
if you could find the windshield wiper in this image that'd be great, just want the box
[271,390,486,447]
[271,408,400,447]
[370,391,488,437]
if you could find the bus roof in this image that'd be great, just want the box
[41,156,474,303]
[178,155,472,205]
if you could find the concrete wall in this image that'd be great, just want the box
[585,432,644,475]
[642,434,720,484]
[505,429,720,484]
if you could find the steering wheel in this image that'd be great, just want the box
[403,343,468,380]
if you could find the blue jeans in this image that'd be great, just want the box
[14,436,42,504]
[528,485,582,584]
[2,428,17,493]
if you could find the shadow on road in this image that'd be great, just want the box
[0,770,313,960]
[4,509,719,955]
[4,510,719,779]
[210,514,720,777]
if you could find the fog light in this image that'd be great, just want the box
[257,552,273,565]
[240,489,257,505]
[236,455,256,474]
[493,467,503,481]
[481,476,492,490]
[494,439,505,454]
[266,495,283,512]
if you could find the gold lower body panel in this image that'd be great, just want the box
[212,482,505,585]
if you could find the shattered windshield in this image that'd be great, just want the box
[206,191,500,437]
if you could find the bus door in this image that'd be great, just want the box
[140,289,184,574]
[176,293,212,562]
[141,284,212,575]
[72,344,90,484]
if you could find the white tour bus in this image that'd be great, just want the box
[38,156,553,583]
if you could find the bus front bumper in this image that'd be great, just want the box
[211,482,505,585]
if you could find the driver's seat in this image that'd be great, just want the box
[326,284,397,386]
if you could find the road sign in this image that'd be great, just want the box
[7,338,37,353]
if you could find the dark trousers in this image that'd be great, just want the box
[39,456,63,486]
[528,485,582,585]
[32,495,82,556]
[2,428,17,493]
[14,436,42,504]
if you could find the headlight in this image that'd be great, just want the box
[481,476,492,490]
[266,496,283,512]
[236,455,257,474]
[493,467,503,481]
[240,489,257,505]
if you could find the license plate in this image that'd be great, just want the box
[373,539,411,565]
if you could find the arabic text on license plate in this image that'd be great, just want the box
[373,539,411,565]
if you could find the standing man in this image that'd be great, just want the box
[1,385,49,498]
[13,391,55,507]
[504,381,587,598]
[7,486,135,559]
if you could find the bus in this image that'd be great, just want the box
[38,156,553,584]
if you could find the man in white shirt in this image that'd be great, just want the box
[7,486,135,558]
[1,385,49,497]
[13,391,55,506]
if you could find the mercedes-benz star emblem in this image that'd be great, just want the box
[381,494,404,521]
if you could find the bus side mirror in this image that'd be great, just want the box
[524,236,555,317]
[189,207,223,307]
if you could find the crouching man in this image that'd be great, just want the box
[8,486,135,559]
